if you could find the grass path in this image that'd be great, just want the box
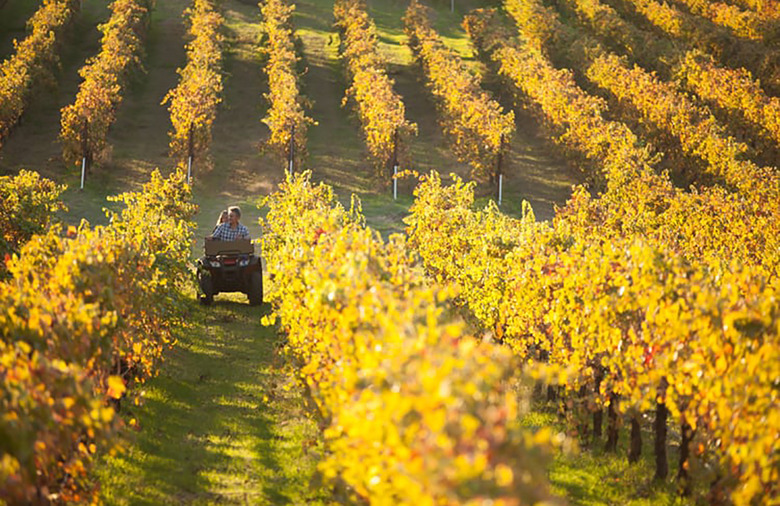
[96,297,327,505]
[522,411,683,506]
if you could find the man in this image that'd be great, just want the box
[208,206,250,241]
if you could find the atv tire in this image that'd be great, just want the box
[248,271,263,306]
[199,272,214,306]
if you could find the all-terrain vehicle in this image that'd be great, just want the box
[196,238,263,306]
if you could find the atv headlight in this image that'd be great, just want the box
[238,258,250,267]
[209,260,221,268]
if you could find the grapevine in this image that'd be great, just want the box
[672,0,770,41]
[617,0,780,93]
[505,0,780,202]
[0,169,196,501]
[162,0,225,169]
[259,0,314,166]
[464,8,659,191]
[0,169,66,275]
[404,1,514,181]
[556,0,780,160]
[59,0,151,166]
[333,0,416,176]
[406,171,779,505]
[261,171,563,504]
[0,0,79,148]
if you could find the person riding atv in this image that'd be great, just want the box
[196,207,262,306]
[210,206,249,242]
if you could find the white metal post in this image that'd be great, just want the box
[393,165,398,200]
[498,174,503,206]
[80,157,86,190]
[187,155,192,185]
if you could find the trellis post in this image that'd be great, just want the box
[80,118,89,190]
[496,133,505,206]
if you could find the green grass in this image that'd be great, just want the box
[95,294,328,505]
[521,409,690,506]
[550,450,684,506]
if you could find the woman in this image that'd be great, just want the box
[213,210,228,233]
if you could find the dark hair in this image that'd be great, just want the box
[228,206,241,219]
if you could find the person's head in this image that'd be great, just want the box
[228,206,241,226]
[216,210,228,227]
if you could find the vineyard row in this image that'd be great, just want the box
[0,0,79,149]
[406,171,779,506]
[0,169,195,502]
[162,0,225,169]
[334,0,416,175]
[59,0,151,166]
[404,0,514,181]
[505,0,778,202]
[261,172,564,505]
[556,0,780,161]
[259,0,314,166]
